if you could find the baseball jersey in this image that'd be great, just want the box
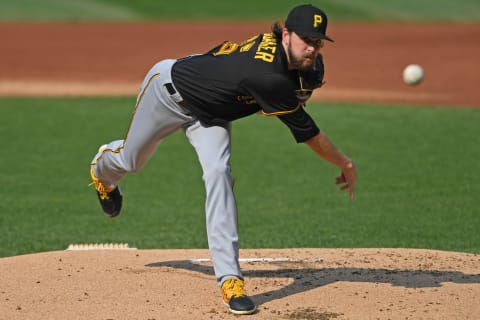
[171,33,321,143]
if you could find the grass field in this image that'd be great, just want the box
[1,0,480,22]
[0,98,479,258]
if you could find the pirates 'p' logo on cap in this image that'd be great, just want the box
[313,14,323,28]
[285,4,334,42]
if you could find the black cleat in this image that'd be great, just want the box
[221,278,257,315]
[90,168,122,217]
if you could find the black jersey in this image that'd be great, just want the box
[171,33,320,143]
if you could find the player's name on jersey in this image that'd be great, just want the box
[255,33,277,63]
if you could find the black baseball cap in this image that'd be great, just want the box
[285,4,334,42]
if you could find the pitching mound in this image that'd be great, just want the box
[1,248,479,319]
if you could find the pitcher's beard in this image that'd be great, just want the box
[288,43,316,71]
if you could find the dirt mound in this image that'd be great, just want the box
[1,248,479,319]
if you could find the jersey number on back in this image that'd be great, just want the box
[211,34,277,63]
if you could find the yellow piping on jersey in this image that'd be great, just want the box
[260,103,302,116]
[90,73,160,166]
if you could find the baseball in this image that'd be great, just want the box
[403,64,424,86]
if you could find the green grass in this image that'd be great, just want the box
[1,0,480,22]
[0,98,479,257]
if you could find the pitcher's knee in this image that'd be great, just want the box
[203,163,232,181]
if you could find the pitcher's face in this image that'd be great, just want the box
[283,30,323,71]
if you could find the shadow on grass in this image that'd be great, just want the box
[146,260,480,305]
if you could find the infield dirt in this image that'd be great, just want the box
[1,248,479,320]
[1,22,479,107]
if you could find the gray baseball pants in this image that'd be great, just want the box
[90,59,242,285]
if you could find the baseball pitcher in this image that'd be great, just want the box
[89,4,357,315]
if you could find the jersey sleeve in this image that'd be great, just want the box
[278,108,320,143]
[241,73,320,143]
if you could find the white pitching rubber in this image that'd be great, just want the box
[66,243,136,250]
